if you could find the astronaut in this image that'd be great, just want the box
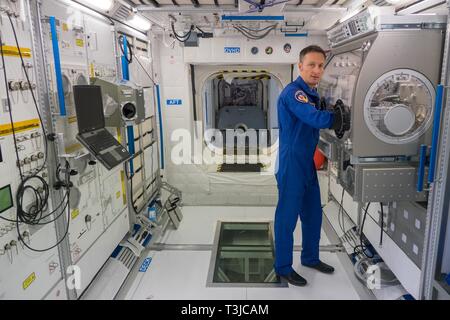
[274,45,350,286]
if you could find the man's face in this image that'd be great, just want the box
[298,51,325,88]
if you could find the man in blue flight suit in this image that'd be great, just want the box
[274,45,350,286]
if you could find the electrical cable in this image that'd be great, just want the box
[171,22,193,43]
[353,202,374,258]
[0,14,72,252]
[379,202,384,247]
[7,14,48,176]
[196,26,206,34]
[16,162,71,252]
[0,33,23,181]
[337,187,345,233]
[238,23,278,33]
[232,24,277,40]
[132,52,157,86]
[334,187,358,249]
[118,35,133,64]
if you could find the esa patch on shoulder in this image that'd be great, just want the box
[295,90,309,103]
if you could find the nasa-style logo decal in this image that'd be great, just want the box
[295,90,309,103]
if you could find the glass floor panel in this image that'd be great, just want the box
[207,221,287,287]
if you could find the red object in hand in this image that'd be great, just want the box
[314,148,326,170]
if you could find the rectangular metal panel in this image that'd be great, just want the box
[361,167,428,202]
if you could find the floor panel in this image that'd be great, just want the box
[125,206,359,300]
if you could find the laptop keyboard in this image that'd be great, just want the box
[85,130,119,153]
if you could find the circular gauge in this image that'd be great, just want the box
[62,74,71,98]
[363,69,435,144]
[76,74,88,85]
[251,47,258,55]
[283,43,291,53]
[265,46,273,55]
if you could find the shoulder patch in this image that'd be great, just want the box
[294,90,309,103]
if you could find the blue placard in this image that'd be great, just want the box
[222,15,284,21]
[224,47,240,54]
[166,99,182,106]
[139,257,152,272]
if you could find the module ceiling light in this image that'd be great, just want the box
[128,14,152,31]
[90,0,114,11]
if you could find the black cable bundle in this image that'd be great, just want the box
[16,162,72,252]
[171,22,194,43]
[353,203,374,258]
[0,13,72,252]
[6,14,48,176]
[232,23,278,40]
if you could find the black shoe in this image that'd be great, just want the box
[278,270,307,286]
[303,261,335,274]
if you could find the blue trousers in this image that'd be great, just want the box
[274,174,322,276]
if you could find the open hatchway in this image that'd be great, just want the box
[195,65,288,173]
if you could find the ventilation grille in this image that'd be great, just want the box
[110,2,132,21]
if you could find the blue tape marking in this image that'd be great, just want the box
[127,125,135,174]
[284,33,308,37]
[49,17,66,116]
[139,257,152,272]
[428,84,444,183]
[222,15,284,21]
[156,85,164,169]
[121,35,129,81]
[111,245,123,258]
[132,223,141,236]
[142,234,152,247]
[417,144,427,192]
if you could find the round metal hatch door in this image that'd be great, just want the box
[363,69,435,144]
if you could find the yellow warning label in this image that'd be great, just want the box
[221,69,267,73]
[116,191,121,199]
[0,45,32,58]
[89,63,95,78]
[117,128,122,143]
[0,119,40,137]
[71,209,80,220]
[75,39,84,47]
[23,272,36,290]
[64,143,82,154]
[120,170,127,205]
[217,75,270,80]
[62,23,69,32]
[68,116,78,124]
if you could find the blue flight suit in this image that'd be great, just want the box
[274,76,334,276]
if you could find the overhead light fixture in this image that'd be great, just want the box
[127,14,152,31]
[90,0,114,11]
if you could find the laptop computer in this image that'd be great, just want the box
[73,85,131,170]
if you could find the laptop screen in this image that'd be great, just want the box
[73,85,105,133]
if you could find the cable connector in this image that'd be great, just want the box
[53,180,73,190]
[47,133,57,141]
[198,32,213,38]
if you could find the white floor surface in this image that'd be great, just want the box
[124,206,362,300]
